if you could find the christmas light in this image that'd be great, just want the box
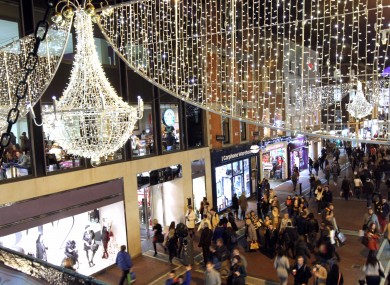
[43,9,143,165]
[96,0,389,141]
[346,81,373,120]
[0,21,71,131]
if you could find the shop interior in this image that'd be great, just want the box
[215,158,251,212]
[0,201,126,276]
[262,147,287,180]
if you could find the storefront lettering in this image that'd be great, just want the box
[221,150,254,162]
[265,143,285,152]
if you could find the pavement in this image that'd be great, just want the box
[93,150,390,285]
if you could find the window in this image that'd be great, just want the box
[240,121,247,141]
[0,19,19,46]
[222,116,230,144]
[161,104,180,152]
[130,103,154,157]
[186,105,203,148]
[94,38,116,65]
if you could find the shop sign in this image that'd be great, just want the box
[221,150,254,163]
[265,142,285,152]
[216,135,225,141]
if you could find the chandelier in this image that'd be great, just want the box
[43,3,143,165]
[346,81,373,120]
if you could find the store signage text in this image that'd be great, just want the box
[265,143,285,152]
[216,135,225,141]
[221,150,254,162]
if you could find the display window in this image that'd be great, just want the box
[192,176,206,220]
[290,147,308,173]
[0,201,126,276]
[261,146,287,180]
[215,158,251,212]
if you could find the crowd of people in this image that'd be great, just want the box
[116,141,390,285]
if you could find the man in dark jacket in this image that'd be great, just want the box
[116,245,133,285]
[306,213,319,252]
[363,178,375,207]
[199,224,213,264]
[282,222,299,258]
[340,176,351,200]
[291,256,312,285]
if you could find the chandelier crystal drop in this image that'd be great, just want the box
[43,10,143,164]
[346,81,373,120]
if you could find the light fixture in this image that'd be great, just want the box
[96,0,387,143]
[250,145,260,154]
[0,20,71,132]
[346,81,373,120]
[43,8,143,165]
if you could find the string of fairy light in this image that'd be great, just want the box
[97,0,389,139]
[0,22,71,131]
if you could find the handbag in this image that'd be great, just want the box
[250,241,259,250]
[336,231,346,244]
[157,233,164,243]
[358,230,365,237]
[127,271,136,284]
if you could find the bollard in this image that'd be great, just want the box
[299,183,302,195]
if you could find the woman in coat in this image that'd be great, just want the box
[274,247,289,285]
[362,252,385,285]
[185,205,196,237]
[167,228,178,264]
[245,219,258,252]
[366,222,380,253]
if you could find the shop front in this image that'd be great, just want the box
[288,137,309,176]
[260,141,288,181]
[211,145,259,212]
[0,179,126,276]
[137,165,184,246]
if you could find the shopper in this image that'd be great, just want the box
[238,193,248,220]
[116,245,134,285]
[152,218,163,256]
[198,223,213,264]
[185,205,196,237]
[166,270,178,285]
[326,263,344,285]
[361,252,385,285]
[232,194,239,219]
[291,256,312,285]
[312,264,327,285]
[205,261,221,285]
[178,264,192,285]
[274,247,290,285]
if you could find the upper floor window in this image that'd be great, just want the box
[0,19,19,47]
[161,104,180,152]
[222,116,230,144]
[240,121,247,141]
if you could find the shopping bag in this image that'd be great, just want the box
[127,271,136,284]
[250,241,259,250]
[336,231,346,244]
[358,230,365,237]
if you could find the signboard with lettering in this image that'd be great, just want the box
[216,135,225,141]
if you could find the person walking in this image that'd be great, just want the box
[309,157,313,175]
[152,219,163,256]
[205,261,221,285]
[340,176,351,200]
[198,223,213,265]
[116,245,134,285]
[238,193,248,220]
[291,256,312,285]
[361,252,385,285]
[232,194,239,220]
[291,171,299,192]
[312,264,327,285]
[185,205,196,237]
[274,247,290,285]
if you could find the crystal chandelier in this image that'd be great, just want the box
[346,81,373,120]
[43,4,143,165]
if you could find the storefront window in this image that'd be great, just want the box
[0,201,126,276]
[261,143,288,180]
[215,158,251,212]
[161,104,180,152]
[222,116,230,144]
[130,104,154,157]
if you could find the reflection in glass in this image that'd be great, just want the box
[131,104,154,157]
